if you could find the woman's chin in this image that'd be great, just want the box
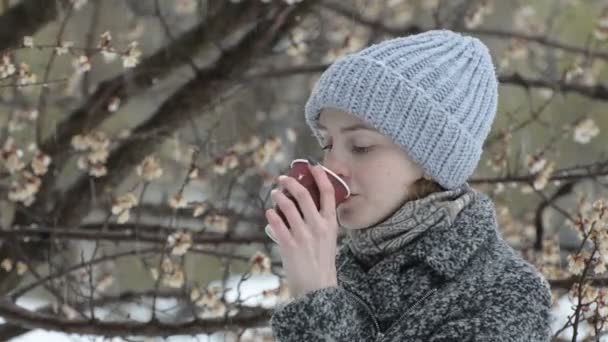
[337,211,363,230]
[337,210,350,229]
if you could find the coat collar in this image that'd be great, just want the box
[338,191,497,281]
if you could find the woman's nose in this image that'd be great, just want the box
[321,154,350,182]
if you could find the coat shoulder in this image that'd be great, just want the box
[465,231,553,309]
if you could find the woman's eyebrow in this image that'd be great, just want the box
[317,123,377,133]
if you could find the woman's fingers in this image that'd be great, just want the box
[270,163,338,240]
[308,164,336,219]
[283,176,318,216]
[271,188,309,236]
[265,207,294,247]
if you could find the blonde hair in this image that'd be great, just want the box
[406,177,445,201]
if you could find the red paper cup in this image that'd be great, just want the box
[265,158,351,243]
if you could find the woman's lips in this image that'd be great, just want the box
[343,194,357,202]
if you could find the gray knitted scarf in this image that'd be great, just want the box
[345,183,477,270]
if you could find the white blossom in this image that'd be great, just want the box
[1,139,25,173]
[111,192,138,215]
[31,150,51,176]
[95,274,114,292]
[151,258,185,288]
[77,156,88,170]
[175,0,197,14]
[85,131,110,151]
[1,259,12,272]
[87,148,109,164]
[73,55,91,74]
[98,31,117,63]
[55,41,73,55]
[168,231,192,256]
[193,203,208,217]
[464,6,485,29]
[117,210,130,224]
[169,194,187,209]
[17,63,36,86]
[573,118,600,144]
[71,0,87,10]
[191,286,226,318]
[89,163,107,177]
[28,110,39,120]
[594,7,608,40]
[16,262,27,275]
[112,192,138,223]
[533,161,555,190]
[8,171,41,206]
[526,153,546,174]
[568,253,586,276]
[204,214,229,232]
[136,156,163,181]
[23,36,34,48]
[107,97,120,112]
[122,42,141,68]
[71,134,89,151]
[0,54,16,78]
[250,251,271,274]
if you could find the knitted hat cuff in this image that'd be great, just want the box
[305,56,482,190]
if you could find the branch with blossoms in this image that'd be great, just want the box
[236,63,608,102]
[0,295,276,337]
[547,199,608,341]
[319,0,608,62]
[1,0,608,340]
[0,0,311,339]
[51,0,308,229]
[0,226,287,338]
[9,0,258,219]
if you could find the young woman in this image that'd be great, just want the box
[265,29,553,341]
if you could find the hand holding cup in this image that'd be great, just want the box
[263,156,351,298]
[264,157,351,243]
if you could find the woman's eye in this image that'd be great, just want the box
[320,144,372,154]
[353,146,373,153]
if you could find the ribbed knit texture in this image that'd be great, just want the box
[305,29,499,189]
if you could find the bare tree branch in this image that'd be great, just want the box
[499,73,608,102]
[0,298,273,337]
[0,226,270,245]
[0,0,58,53]
[534,180,577,250]
[469,159,608,185]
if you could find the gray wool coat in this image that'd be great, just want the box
[269,193,553,341]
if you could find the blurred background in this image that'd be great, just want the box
[0,0,607,341]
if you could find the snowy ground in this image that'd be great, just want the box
[1,273,604,341]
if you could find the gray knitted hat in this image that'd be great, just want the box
[304,29,498,189]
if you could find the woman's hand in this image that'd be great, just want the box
[265,163,339,299]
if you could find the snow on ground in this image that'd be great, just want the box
[3,273,280,342]
[2,273,604,341]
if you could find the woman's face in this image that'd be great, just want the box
[316,108,424,230]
